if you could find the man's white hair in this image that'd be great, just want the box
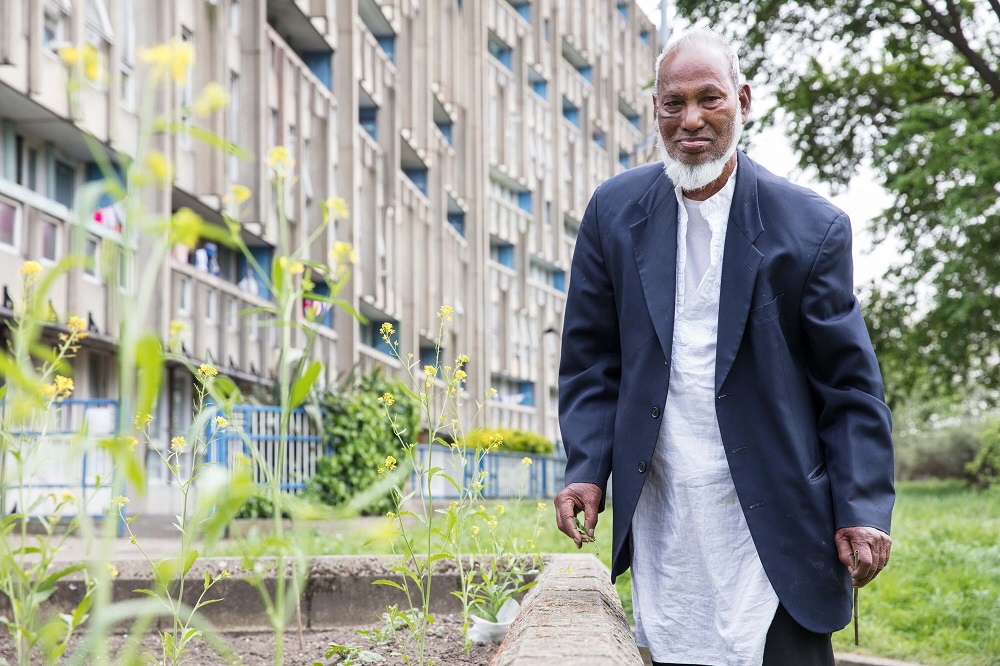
[653,28,743,93]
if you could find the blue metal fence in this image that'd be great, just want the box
[411,444,566,500]
[1,398,119,518]
[206,404,325,492]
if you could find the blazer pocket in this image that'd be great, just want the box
[807,461,828,482]
[749,294,783,327]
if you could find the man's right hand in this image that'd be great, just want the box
[554,482,603,548]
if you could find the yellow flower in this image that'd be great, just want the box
[424,365,437,378]
[220,569,231,579]
[378,392,395,407]
[437,305,454,321]
[487,433,503,452]
[49,375,74,401]
[496,504,506,515]
[19,261,43,278]
[489,388,498,397]
[521,456,533,466]
[537,502,546,511]
[134,412,153,429]
[125,436,138,452]
[147,151,173,184]
[58,46,80,66]
[455,369,467,382]
[61,491,76,504]
[113,495,130,508]
[215,416,229,429]
[170,208,203,248]
[488,517,499,529]
[377,466,385,475]
[82,44,100,82]
[471,525,480,536]
[326,197,350,219]
[170,436,186,452]
[379,322,395,342]
[267,146,295,174]
[386,511,396,519]
[289,261,305,275]
[197,364,218,378]
[457,354,470,365]
[67,315,87,334]
[331,240,358,265]
[139,38,193,84]
[230,184,252,204]
[193,81,229,116]
[169,321,187,341]
[384,455,397,472]
[107,564,119,578]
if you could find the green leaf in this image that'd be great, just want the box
[204,571,212,591]
[371,578,405,592]
[290,360,322,409]
[184,549,199,577]
[135,333,164,423]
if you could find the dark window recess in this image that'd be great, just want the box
[448,212,465,236]
[54,160,76,208]
[360,106,378,141]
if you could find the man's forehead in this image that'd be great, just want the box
[658,42,733,88]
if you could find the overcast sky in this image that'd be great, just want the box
[634,0,899,286]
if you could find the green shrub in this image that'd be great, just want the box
[307,369,420,515]
[460,428,555,456]
[893,421,982,481]
[235,495,292,519]
[966,421,1000,488]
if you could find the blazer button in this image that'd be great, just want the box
[650,406,660,418]
[638,461,647,473]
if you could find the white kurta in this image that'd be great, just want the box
[632,166,780,666]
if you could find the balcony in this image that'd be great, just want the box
[559,59,592,110]
[488,401,538,434]
[488,0,530,50]
[357,18,396,106]
[488,193,531,245]
[528,280,567,315]
[358,344,405,383]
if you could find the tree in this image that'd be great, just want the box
[673,0,1000,409]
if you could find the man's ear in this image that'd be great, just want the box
[651,93,658,117]
[739,84,752,123]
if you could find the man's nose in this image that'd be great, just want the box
[680,104,704,131]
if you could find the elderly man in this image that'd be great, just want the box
[554,28,894,666]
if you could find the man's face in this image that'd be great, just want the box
[653,43,750,170]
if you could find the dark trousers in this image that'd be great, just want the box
[652,604,835,666]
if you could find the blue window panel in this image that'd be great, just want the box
[302,51,332,90]
[619,152,630,169]
[593,132,606,148]
[448,212,466,236]
[377,35,396,64]
[404,168,428,195]
[553,270,566,291]
[304,280,333,327]
[543,18,550,41]
[515,4,531,20]
[246,248,272,299]
[517,191,532,214]
[628,113,640,129]
[531,79,548,99]
[578,66,592,83]
[492,243,515,268]
[85,161,125,209]
[640,30,650,46]
[420,346,437,370]
[437,121,453,144]
[456,0,462,8]
[545,201,552,226]
[562,103,579,127]
[359,106,378,141]
[617,2,628,20]
[519,381,535,407]
[489,40,513,69]
[363,320,398,355]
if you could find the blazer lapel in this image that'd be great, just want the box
[716,152,765,392]
[630,172,678,363]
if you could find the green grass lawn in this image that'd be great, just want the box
[220,481,998,665]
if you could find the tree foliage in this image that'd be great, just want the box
[674,0,1000,409]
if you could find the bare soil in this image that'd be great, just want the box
[1,614,497,665]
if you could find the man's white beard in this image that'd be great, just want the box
[657,116,742,193]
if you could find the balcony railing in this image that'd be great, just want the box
[488,0,530,48]
[358,18,396,104]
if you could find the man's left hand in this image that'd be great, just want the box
[835,526,892,588]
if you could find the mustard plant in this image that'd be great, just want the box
[0,261,99,665]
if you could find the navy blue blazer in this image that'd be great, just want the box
[559,151,894,634]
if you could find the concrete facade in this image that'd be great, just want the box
[0,0,657,514]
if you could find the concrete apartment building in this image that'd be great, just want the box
[0,0,656,512]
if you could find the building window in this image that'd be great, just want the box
[619,151,630,169]
[593,132,606,149]
[640,29,650,46]
[376,36,396,64]
[0,199,20,249]
[227,298,239,333]
[562,98,580,127]
[119,249,133,291]
[229,0,240,33]
[84,236,99,277]
[177,276,192,314]
[530,79,548,99]
[488,34,513,70]
[490,241,515,268]
[617,2,628,20]
[447,212,465,236]
[43,1,71,51]
[54,159,76,208]
[403,167,428,195]
[119,0,136,107]
[248,311,258,340]
[41,220,59,261]
[228,71,239,182]
[205,288,217,323]
[360,106,378,141]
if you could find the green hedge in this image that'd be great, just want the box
[459,428,556,456]
[967,421,1000,489]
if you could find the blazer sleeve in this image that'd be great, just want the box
[800,213,895,533]
[559,185,621,502]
